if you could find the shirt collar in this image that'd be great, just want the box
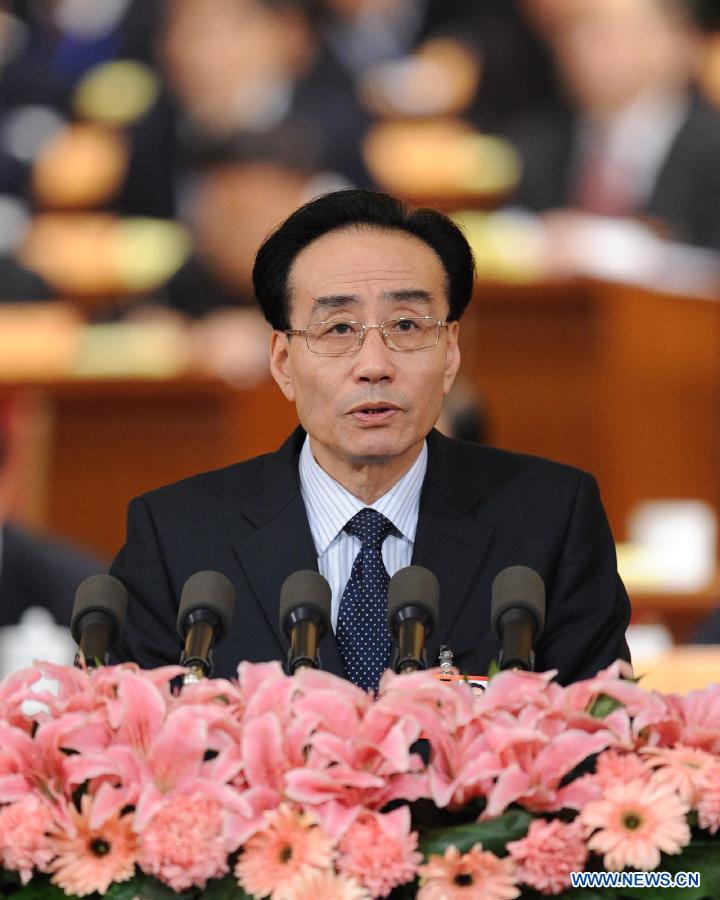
[299,434,427,555]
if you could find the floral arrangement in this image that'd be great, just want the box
[0,659,719,899]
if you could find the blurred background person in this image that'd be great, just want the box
[0,394,106,675]
[506,0,720,251]
[160,0,362,184]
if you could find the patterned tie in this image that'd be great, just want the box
[336,508,395,692]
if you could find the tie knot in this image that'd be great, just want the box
[345,508,395,550]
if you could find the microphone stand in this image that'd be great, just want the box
[180,610,218,684]
[392,605,430,674]
[74,612,114,670]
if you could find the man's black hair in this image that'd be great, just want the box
[252,189,476,330]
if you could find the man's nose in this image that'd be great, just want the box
[353,325,395,381]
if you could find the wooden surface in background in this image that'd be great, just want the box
[462,278,720,541]
[2,376,298,560]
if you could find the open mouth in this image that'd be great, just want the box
[350,405,399,422]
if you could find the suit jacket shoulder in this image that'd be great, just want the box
[416,431,629,683]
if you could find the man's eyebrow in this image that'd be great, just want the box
[311,294,358,314]
[310,289,433,315]
[382,289,433,304]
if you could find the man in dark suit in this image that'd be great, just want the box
[111,189,630,686]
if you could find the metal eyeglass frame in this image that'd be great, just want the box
[284,316,449,356]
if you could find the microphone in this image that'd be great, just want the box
[279,571,331,674]
[176,571,235,682]
[387,566,440,674]
[491,566,545,671]
[71,574,128,669]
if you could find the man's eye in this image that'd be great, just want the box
[392,318,420,332]
[320,321,354,337]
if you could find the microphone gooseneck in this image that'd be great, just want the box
[491,565,545,671]
[177,570,235,682]
[71,574,128,669]
[279,570,331,674]
[387,565,440,674]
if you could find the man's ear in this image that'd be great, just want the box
[269,330,295,402]
[443,321,461,395]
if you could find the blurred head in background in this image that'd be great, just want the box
[160,0,315,136]
[550,0,702,120]
[186,161,311,301]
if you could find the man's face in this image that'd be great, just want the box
[270,226,461,487]
[552,0,695,115]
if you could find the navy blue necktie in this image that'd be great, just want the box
[336,508,395,692]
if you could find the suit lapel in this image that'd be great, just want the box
[228,428,496,680]
[229,429,346,678]
[413,431,497,666]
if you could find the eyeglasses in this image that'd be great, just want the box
[285,316,448,356]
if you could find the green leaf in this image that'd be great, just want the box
[198,874,255,899]
[418,808,533,858]
[0,868,21,892]
[486,659,501,679]
[588,693,623,718]
[105,874,197,899]
[6,877,67,899]
[103,873,254,900]
[386,882,418,899]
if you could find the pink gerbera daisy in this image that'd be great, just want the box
[641,745,716,804]
[138,791,229,891]
[46,796,137,897]
[337,811,422,897]
[696,763,720,834]
[580,776,690,871]
[0,794,56,883]
[417,843,519,900]
[507,818,588,895]
[275,867,370,900]
[594,749,649,789]
[234,804,336,898]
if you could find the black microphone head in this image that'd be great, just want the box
[490,565,545,640]
[177,571,235,640]
[71,574,128,644]
[387,565,440,636]
[279,570,331,637]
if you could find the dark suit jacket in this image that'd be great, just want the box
[0,524,106,629]
[508,93,720,252]
[110,428,630,685]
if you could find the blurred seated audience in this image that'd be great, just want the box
[0,395,106,672]
[162,160,321,315]
[0,0,178,300]
[694,0,720,107]
[314,0,481,119]
[507,0,720,252]
[159,0,368,183]
[153,159,340,384]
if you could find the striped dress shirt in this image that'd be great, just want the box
[299,435,427,630]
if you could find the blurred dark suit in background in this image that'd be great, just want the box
[0,522,105,630]
[507,0,720,251]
